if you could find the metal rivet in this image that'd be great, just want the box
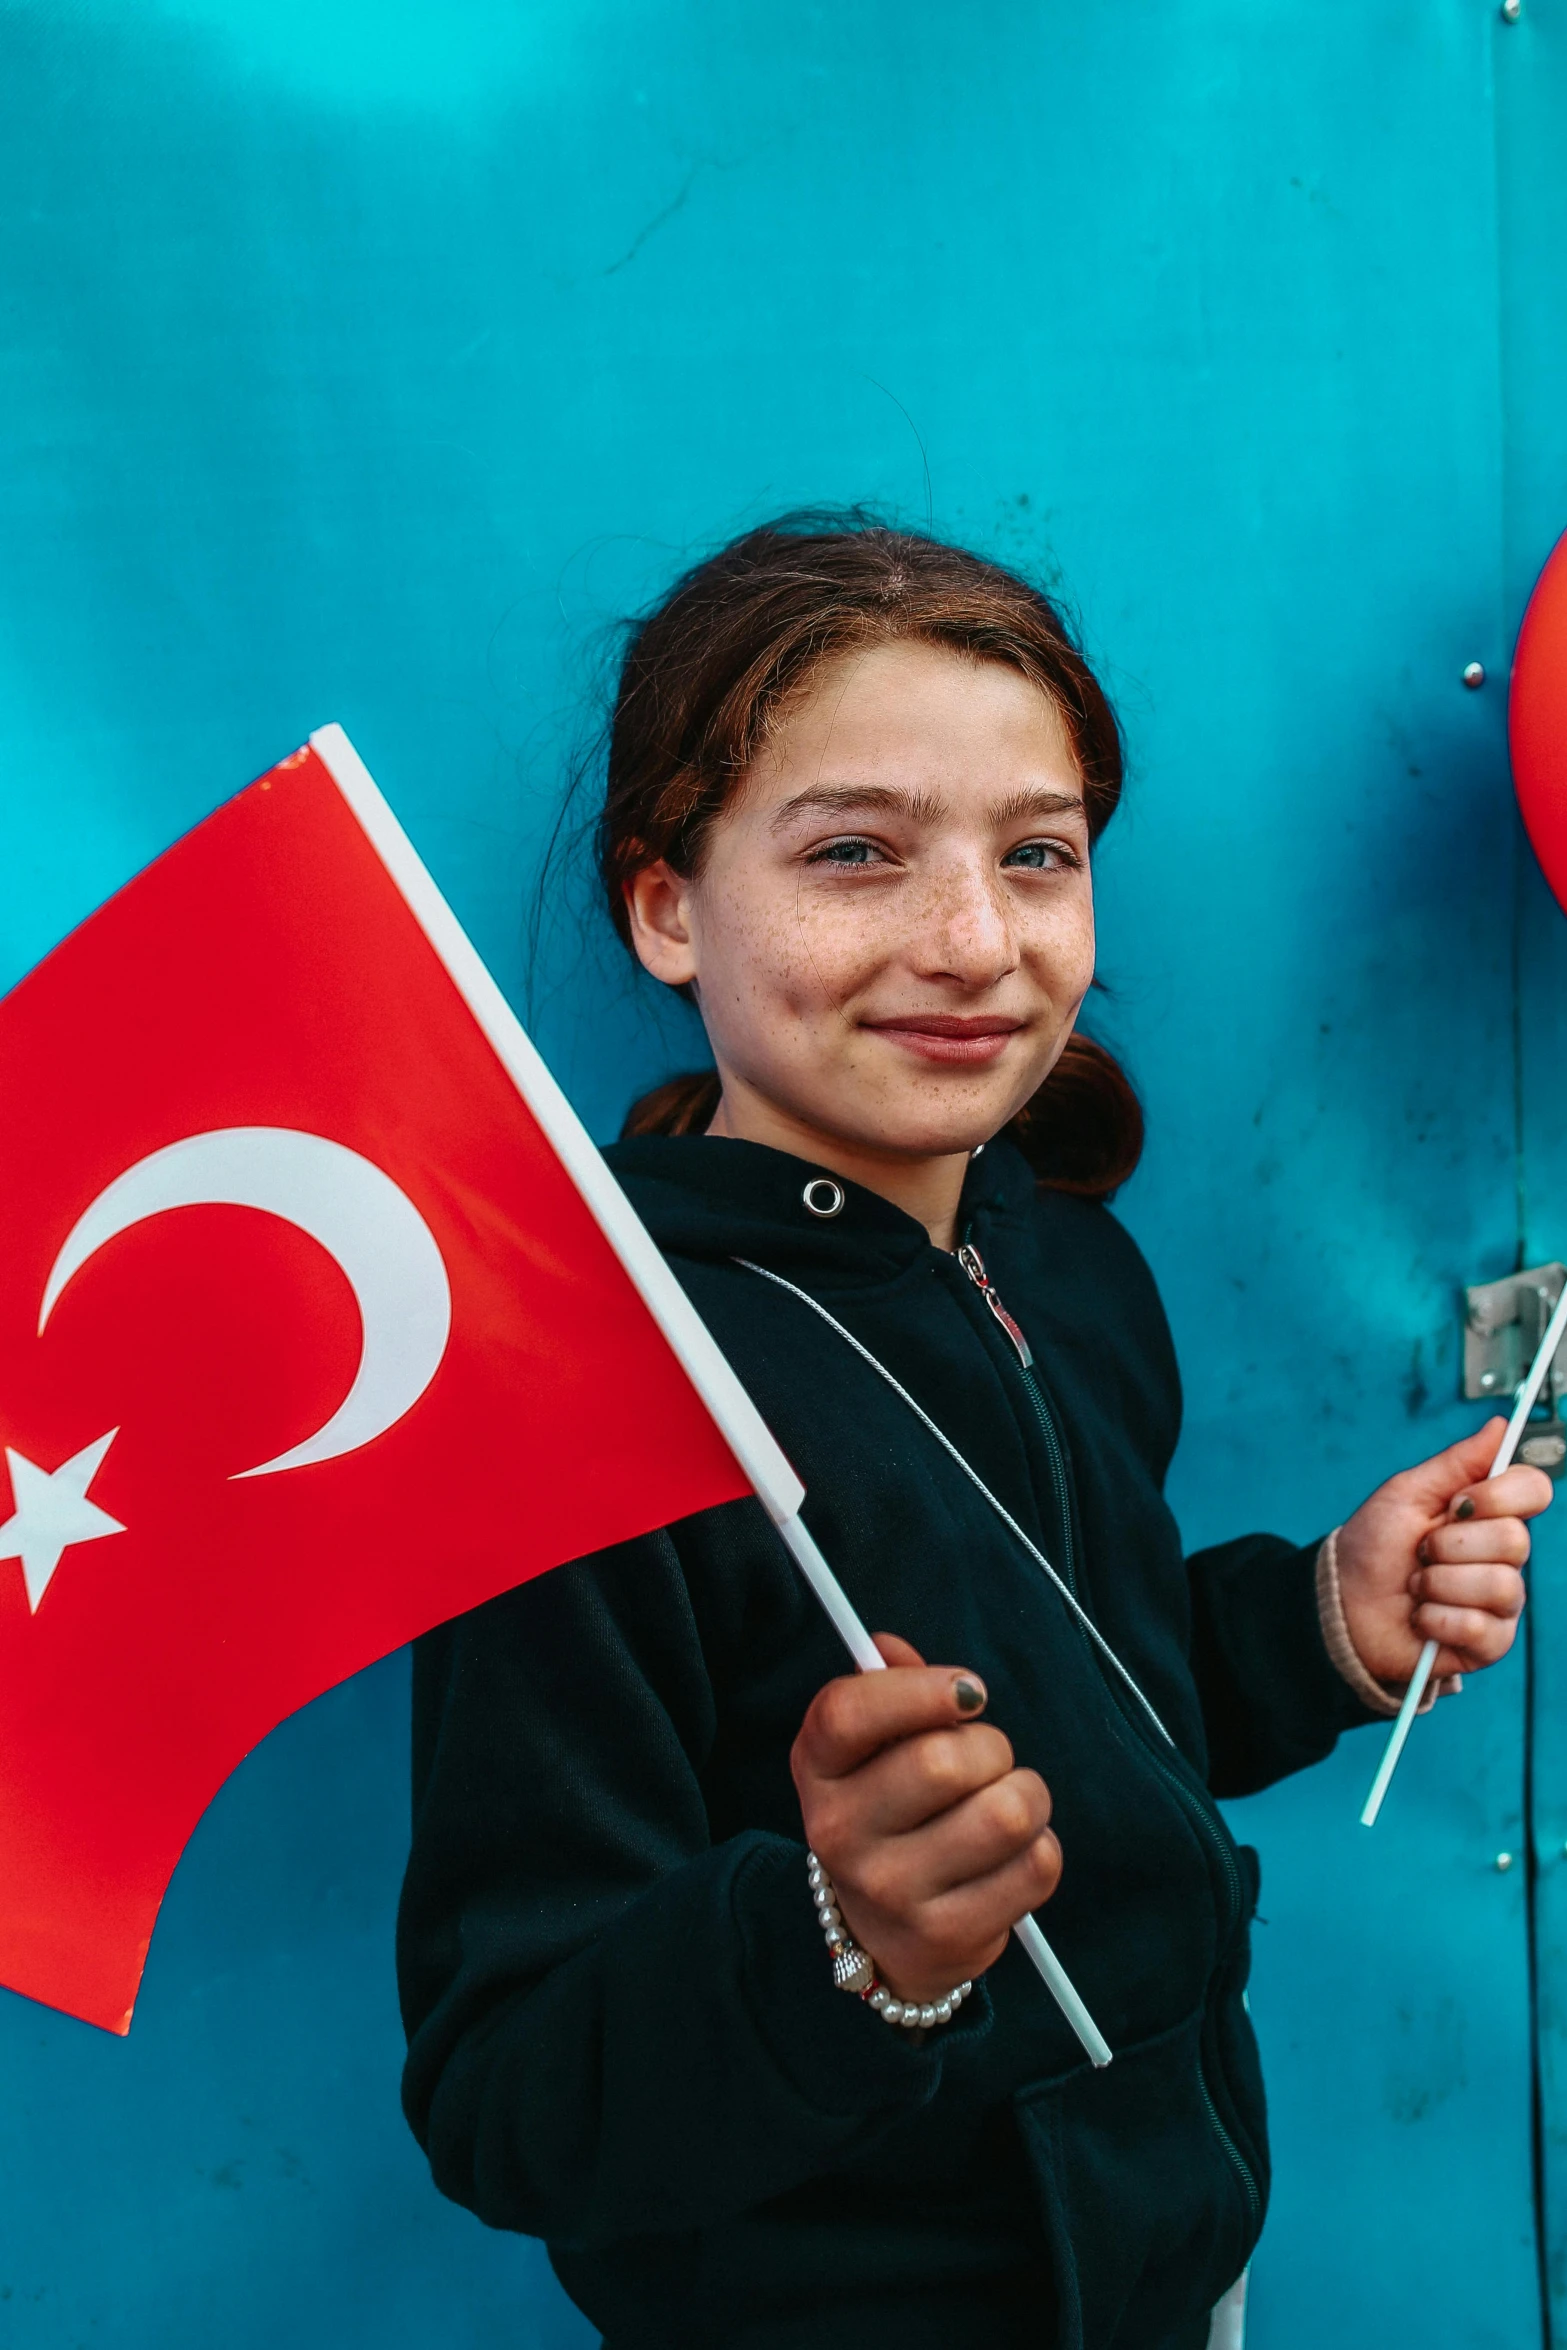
[802,1177,846,1219]
[1480,1369,1499,1389]
[1462,661,1487,689]
[1496,1851,1515,1872]
[1501,0,1521,21]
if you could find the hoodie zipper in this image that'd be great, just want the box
[956,1239,1260,2224]
[1198,2063,1262,2229]
[956,1244,1079,1599]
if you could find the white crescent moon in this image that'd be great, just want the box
[38,1127,452,1478]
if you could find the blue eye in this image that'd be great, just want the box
[812,838,880,865]
[1002,841,1071,870]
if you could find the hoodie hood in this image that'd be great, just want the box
[603,1130,1038,1290]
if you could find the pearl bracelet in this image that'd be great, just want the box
[806,1850,974,2030]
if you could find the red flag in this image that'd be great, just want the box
[0,727,797,2034]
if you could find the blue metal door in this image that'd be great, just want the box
[0,4,1559,2343]
[1511,6,1567,2332]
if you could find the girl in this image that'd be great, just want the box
[397,518,1546,2350]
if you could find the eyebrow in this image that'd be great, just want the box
[770,781,1085,833]
[989,785,1086,825]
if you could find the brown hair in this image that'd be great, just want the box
[602,513,1142,1198]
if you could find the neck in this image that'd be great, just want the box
[704,1078,970,1250]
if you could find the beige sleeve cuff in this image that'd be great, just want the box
[1315,1528,1459,1716]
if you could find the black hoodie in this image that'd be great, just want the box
[397,1135,1377,2350]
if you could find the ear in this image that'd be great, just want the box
[625,861,700,989]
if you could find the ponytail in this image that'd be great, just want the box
[1003,1033,1142,1198]
[619,1069,723,1140]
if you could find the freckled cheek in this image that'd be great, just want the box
[1023,895,1096,1005]
[785,892,908,996]
[704,884,885,1016]
[693,899,834,1028]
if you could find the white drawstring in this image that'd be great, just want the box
[733,1257,1175,1749]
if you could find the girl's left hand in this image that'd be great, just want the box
[1337,1419,1553,1686]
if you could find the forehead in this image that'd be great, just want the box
[754,638,1081,797]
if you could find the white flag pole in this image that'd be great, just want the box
[309,726,1112,2070]
[1361,1283,1567,1828]
[775,1514,1112,2066]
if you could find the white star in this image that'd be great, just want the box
[0,1432,126,1613]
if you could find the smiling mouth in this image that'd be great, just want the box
[862,1015,1026,1066]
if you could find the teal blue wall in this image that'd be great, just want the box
[1506,3,1567,2323]
[1,4,1563,2343]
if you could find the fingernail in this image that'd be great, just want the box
[1453,1496,1476,1521]
[1416,1537,1430,1566]
[953,1676,987,1714]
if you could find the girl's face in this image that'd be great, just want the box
[627,639,1096,1175]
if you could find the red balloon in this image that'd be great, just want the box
[1513,528,1567,912]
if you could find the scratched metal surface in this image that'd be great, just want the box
[1507,4,1567,2333]
[0,3,1556,2343]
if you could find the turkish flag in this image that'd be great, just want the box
[0,728,768,2034]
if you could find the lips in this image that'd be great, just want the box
[862,1015,1025,1066]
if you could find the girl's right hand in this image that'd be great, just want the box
[789,1632,1060,2007]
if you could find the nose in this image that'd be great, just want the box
[911,853,1019,989]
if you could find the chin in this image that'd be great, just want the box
[881,1076,1038,1159]
[838,1049,1052,1161]
[838,1105,1010,1162]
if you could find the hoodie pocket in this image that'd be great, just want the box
[1013,2008,1262,2350]
[1199,1848,1268,2218]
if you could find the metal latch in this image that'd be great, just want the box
[1464,1262,1567,1472]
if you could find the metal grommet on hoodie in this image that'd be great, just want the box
[802,1177,845,1219]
